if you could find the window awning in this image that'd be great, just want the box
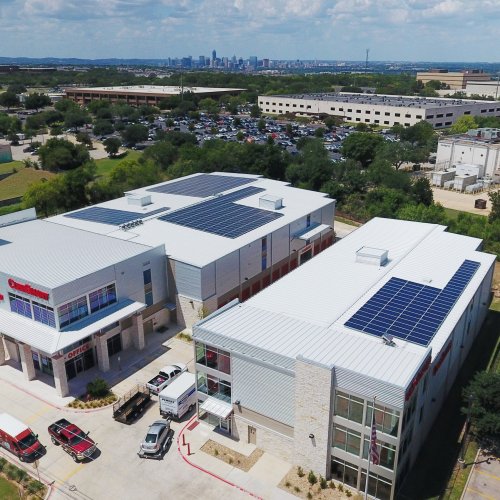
[296,224,331,242]
[200,397,233,419]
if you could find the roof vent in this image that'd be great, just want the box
[259,194,283,210]
[127,194,152,207]
[356,246,388,266]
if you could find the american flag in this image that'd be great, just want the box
[370,411,380,465]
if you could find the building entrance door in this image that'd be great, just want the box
[248,426,256,445]
[144,319,153,335]
[219,418,231,433]
[75,357,84,375]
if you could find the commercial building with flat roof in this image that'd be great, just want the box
[193,217,495,499]
[50,173,335,328]
[416,69,491,90]
[64,85,245,106]
[464,80,500,99]
[258,93,500,129]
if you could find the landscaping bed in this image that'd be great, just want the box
[279,466,358,500]
[200,439,263,471]
[0,457,47,499]
[67,377,117,409]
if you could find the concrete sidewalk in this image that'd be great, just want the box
[178,416,296,500]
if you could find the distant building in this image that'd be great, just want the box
[464,81,500,99]
[416,69,491,90]
[258,93,500,129]
[64,85,245,106]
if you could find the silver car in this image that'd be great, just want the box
[138,420,171,459]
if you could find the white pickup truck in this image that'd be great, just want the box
[146,363,187,395]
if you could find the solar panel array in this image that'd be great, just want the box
[64,206,168,226]
[147,174,256,198]
[344,260,480,347]
[159,186,283,238]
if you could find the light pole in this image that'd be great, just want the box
[459,394,474,466]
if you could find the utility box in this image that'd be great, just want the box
[475,199,487,209]
[454,174,477,192]
[0,144,12,164]
[431,170,455,187]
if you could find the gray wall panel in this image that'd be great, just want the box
[175,261,202,300]
[215,251,240,296]
[201,262,216,300]
[271,226,289,265]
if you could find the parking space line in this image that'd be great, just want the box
[60,463,83,484]
[25,405,54,425]
[466,487,497,500]
[476,469,500,482]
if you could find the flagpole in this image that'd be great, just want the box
[364,396,376,500]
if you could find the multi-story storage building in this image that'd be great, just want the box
[416,69,491,90]
[258,93,500,129]
[0,215,167,397]
[436,128,500,182]
[50,173,335,328]
[63,85,244,106]
[193,217,495,500]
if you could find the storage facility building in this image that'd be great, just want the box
[193,217,495,499]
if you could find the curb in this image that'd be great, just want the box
[460,448,481,500]
[177,415,263,499]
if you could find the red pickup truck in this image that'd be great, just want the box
[48,419,96,462]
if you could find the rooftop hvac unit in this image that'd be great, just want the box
[259,195,283,210]
[356,246,388,266]
[126,194,152,207]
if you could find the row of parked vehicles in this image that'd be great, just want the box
[0,363,197,464]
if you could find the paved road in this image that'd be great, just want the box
[462,452,500,500]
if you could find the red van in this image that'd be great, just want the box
[0,413,44,462]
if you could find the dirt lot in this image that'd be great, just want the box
[432,187,496,216]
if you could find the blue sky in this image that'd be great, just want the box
[1,0,499,62]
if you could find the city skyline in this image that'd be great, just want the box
[0,1,499,63]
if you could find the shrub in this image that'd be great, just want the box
[297,466,304,477]
[329,481,336,489]
[213,449,219,456]
[308,470,317,485]
[5,464,18,480]
[27,480,45,495]
[346,490,352,497]
[307,493,313,499]
[228,457,234,464]
[319,476,327,489]
[86,378,110,398]
[294,486,301,493]
[14,467,28,483]
[285,481,291,488]
[0,457,6,471]
[338,483,344,492]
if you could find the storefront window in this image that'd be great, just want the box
[219,380,231,402]
[366,402,400,437]
[360,471,392,500]
[58,296,88,328]
[107,333,122,357]
[195,342,231,375]
[332,425,361,456]
[331,458,358,489]
[335,391,364,423]
[32,301,56,327]
[206,348,218,369]
[143,269,152,285]
[207,374,219,396]
[218,350,231,374]
[9,293,32,319]
[195,342,205,364]
[89,284,117,313]
[197,372,207,394]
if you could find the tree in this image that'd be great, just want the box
[103,137,121,157]
[37,138,90,171]
[199,98,218,116]
[121,124,148,146]
[22,177,64,217]
[411,177,433,206]
[397,203,448,225]
[257,118,266,132]
[55,99,79,113]
[341,132,384,168]
[76,132,93,149]
[0,91,20,110]
[376,140,422,170]
[64,110,90,131]
[450,115,478,135]
[24,93,52,111]
[315,127,325,138]
[93,119,114,136]
[463,372,500,452]
[488,190,500,223]
[250,104,261,118]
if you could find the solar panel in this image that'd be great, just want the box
[158,186,283,238]
[147,174,256,198]
[345,260,480,347]
[64,206,168,226]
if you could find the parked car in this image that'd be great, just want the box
[146,363,187,395]
[0,413,44,462]
[138,420,172,459]
[48,418,96,462]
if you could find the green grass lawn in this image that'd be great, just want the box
[94,150,142,177]
[0,168,55,201]
[0,160,25,175]
[0,475,19,500]
[443,207,486,220]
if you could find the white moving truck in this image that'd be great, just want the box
[159,373,196,420]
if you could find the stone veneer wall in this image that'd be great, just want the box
[293,358,333,478]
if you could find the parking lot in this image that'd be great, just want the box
[0,336,252,500]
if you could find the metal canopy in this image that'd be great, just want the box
[200,397,233,419]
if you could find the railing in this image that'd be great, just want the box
[113,384,149,413]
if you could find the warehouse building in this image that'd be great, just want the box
[50,173,335,327]
[258,93,500,128]
[63,85,245,106]
[0,212,167,397]
[193,217,495,499]
[435,128,500,183]
[416,69,491,90]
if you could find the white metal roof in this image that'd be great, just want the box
[200,397,233,419]
[0,413,28,437]
[0,299,145,354]
[0,220,156,289]
[196,218,496,389]
[49,173,333,268]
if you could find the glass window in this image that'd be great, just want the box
[58,296,88,328]
[195,342,206,364]
[333,425,361,456]
[207,374,219,396]
[32,301,56,327]
[218,350,231,374]
[143,269,152,285]
[206,347,218,369]
[335,391,364,423]
[219,380,231,402]
[145,290,153,307]
[366,402,400,436]
[331,459,358,489]
[197,372,207,394]
[363,439,396,470]
[360,471,392,500]
[89,284,117,313]
[9,293,32,319]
